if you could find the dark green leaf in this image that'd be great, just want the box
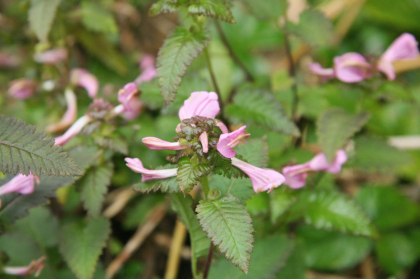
[177,156,212,195]
[241,0,285,20]
[225,89,300,136]
[81,2,118,34]
[317,108,370,161]
[28,0,61,42]
[276,242,307,279]
[188,0,235,23]
[79,162,113,218]
[157,26,210,103]
[149,0,178,16]
[94,135,128,155]
[269,187,299,223]
[0,115,82,177]
[209,235,294,279]
[59,217,111,279]
[196,194,254,274]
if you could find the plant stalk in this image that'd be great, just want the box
[200,176,210,199]
[204,48,224,115]
[203,243,214,279]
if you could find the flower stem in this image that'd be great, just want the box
[204,48,224,115]
[203,243,214,279]
[200,176,210,198]
[214,20,254,82]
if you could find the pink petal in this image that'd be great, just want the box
[309,149,347,174]
[70,69,99,98]
[216,120,229,134]
[135,67,157,85]
[140,54,156,69]
[46,89,77,133]
[333,53,371,83]
[307,62,335,81]
[33,48,68,64]
[232,158,285,193]
[118,82,142,120]
[199,132,209,153]
[377,59,396,80]
[0,174,38,196]
[282,163,310,189]
[381,33,419,62]
[3,256,46,276]
[217,126,249,158]
[179,92,220,121]
[8,78,36,99]
[54,115,91,146]
[125,157,178,182]
[142,137,184,150]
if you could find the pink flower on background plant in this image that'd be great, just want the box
[125,158,177,182]
[179,91,220,121]
[142,137,185,150]
[283,164,310,189]
[117,82,142,120]
[0,173,39,196]
[2,256,46,277]
[135,54,157,85]
[232,158,285,193]
[33,48,68,64]
[217,126,250,158]
[46,89,77,133]
[307,63,335,82]
[333,53,372,83]
[54,115,92,146]
[8,78,36,99]
[377,33,419,80]
[70,69,99,98]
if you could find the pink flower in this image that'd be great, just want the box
[217,126,250,158]
[333,53,371,83]
[54,115,91,146]
[378,33,419,80]
[232,158,285,193]
[308,149,348,174]
[125,158,177,182]
[135,54,157,85]
[8,78,36,99]
[142,137,185,150]
[0,52,20,68]
[282,164,310,189]
[199,132,209,153]
[0,174,39,196]
[216,120,229,134]
[3,256,46,277]
[117,82,142,120]
[70,69,99,98]
[33,48,68,64]
[179,92,220,121]
[308,62,335,82]
[46,89,77,133]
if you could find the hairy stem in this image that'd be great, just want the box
[204,48,224,114]
[200,176,210,199]
[214,20,254,82]
[203,243,214,279]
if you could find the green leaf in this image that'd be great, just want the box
[235,138,269,168]
[79,162,113,218]
[59,217,111,279]
[276,242,307,279]
[209,235,294,279]
[139,79,164,110]
[188,0,235,23]
[171,193,210,276]
[317,108,370,161]
[0,115,82,177]
[123,194,166,229]
[272,69,295,92]
[356,186,420,231]
[298,225,372,271]
[353,137,412,172]
[241,0,285,20]
[225,89,300,136]
[157,26,210,103]
[28,0,61,42]
[269,187,299,223]
[94,135,128,155]
[375,232,418,275]
[149,0,178,16]
[289,191,378,237]
[177,156,212,195]
[81,2,118,34]
[196,194,254,274]
[133,165,180,194]
[286,9,334,46]
[209,175,254,200]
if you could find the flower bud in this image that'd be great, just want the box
[8,78,36,99]
[70,68,99,98]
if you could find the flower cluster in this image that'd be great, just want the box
[309,33,419,83]
[125,91,286,194]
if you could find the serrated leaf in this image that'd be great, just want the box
[196,194,254,273]
[188,0,235,23]
[289,191,378,237]
[356,186,420,231]
[149,0,178,16]
[225,89,300,136]
[59,217,111,279]
[241,0,285,20]
[209,175,254,200]
[317,108,370,162]
[81,2,118,34]
[235,138,268,168]
[133,164,180,193]
[94,135,128,155]
[353,137,412,172]
[209,235,294,279]
[157,26,210,103]
[79,163,113,218]
[177,156,212,195]
[287,9,334,46]
[28,0,61,42]
[0,115,82,177]
[171,193,210,275]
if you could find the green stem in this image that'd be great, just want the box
[200,176,210,199]
[204,48,224,116]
